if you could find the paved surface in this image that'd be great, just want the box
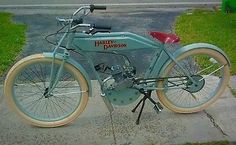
[0,80,236,145]
[0,0,220,6]
[1,7,236,145]
[0,0,221,14]
[9,10,181,79]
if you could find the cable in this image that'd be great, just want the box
[44,24,69,49]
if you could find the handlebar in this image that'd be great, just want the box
[93,24,111,30]
[73,4,106,16]
[72,18,83,25]
[90,4,106,12]
[57,4,110,33]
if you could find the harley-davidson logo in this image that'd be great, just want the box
[95,40,127,50]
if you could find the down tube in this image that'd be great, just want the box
[82,53,104,84]
[145,50,170,78]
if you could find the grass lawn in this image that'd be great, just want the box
[0,12,27,76]
[230,88,236,97]
[183,140,229,145]
[175,9,236,74]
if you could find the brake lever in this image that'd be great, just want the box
[56,17,73,26]
[56,17,65,26]
[73,6,90,17]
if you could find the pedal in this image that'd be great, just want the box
[153,102,163,114]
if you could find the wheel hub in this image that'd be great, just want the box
[43,87,53,98]
[185,75,205,93]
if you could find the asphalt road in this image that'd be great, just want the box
[0,0,220,5]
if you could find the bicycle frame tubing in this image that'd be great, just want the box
[47,5,208,95]
[76,30,201,82]
[46,24,231,99]
[74,31,170,77]
[47,30,186,88]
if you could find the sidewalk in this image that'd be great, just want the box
[0,79,236,145]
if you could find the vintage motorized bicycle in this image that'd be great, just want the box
[4,5,230,127]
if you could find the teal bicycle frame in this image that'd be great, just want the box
[44,29,230,97]
[3,4,232,127]
[43,5,230,113]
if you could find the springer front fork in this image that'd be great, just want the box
[44,32,70,97]
[43,51,69,97]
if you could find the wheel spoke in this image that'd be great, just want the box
[199,64,225,81]
[157,49,229,111]
[7,56,88,126]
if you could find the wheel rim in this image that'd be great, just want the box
[160,49,228,109]
[12,60,83,122]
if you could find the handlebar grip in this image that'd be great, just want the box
[90,4,107,12]
[72,18,83,24]
[93,24,111,30]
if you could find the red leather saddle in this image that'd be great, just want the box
[149,31,180,44]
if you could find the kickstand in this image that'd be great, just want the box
[132,90,163,125]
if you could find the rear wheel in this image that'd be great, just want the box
[157,48,230,113]
[4,54,89,127]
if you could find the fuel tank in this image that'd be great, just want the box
[72,32,160,51]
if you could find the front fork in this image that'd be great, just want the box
[45,32,69,96]
[46,51,69,96]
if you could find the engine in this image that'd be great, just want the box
[93,52,140,106]
[101,64,136,91]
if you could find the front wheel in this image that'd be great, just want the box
[157,48,230,113]
[4,54,89,127]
